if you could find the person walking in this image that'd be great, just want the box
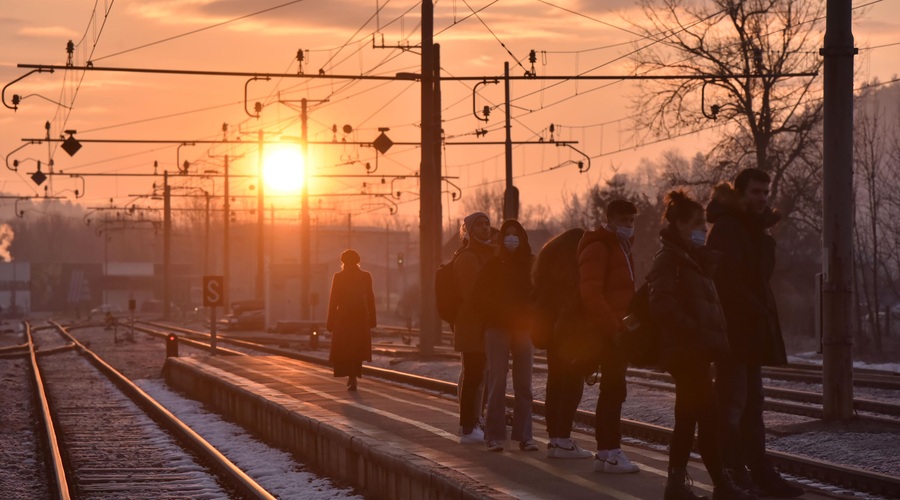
[706,169,803,498]
[532,228,594,459]
[453,212,495,443]
[577,199,641,474]
[648,191,755,500]
[326,249,376,391]
[473,220,539,452]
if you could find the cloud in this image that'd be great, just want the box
[18,26,81,39]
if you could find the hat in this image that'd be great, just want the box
[463,212,489,234]
[340,249,360,265]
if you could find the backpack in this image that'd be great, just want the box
[434,258,462,326]
[616,279,666,368]
[615,283,659,368]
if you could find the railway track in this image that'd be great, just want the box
[376,325,900,390]
[145,321,900,424]
[26,321,275,499]
[137,320,900,498]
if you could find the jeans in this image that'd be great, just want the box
[545,347,585,439]
[484,327,534,442]
[595,340,627,450]
[668,361,723,481]
[715,361,769,472]
[458,351,486,432]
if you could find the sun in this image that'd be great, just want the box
[263,146,305,193]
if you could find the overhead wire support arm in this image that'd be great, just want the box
[473,79,499,122]
[13,64,819,83]
[244,76,271,118]
[555,142,591,173]
[19,137,579,147]
[2,67,55,111]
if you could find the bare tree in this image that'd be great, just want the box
[853,83,900,354]
[629,0,824,204]
[460,184,504,227]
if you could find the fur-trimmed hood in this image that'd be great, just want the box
[706,182,781,229]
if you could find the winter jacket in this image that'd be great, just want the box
[706,186,788,366]
[452,238,496,352]
[326,266,376,363]
[473,253,535,334]
[647,228,730,368]
[577,228,636,339]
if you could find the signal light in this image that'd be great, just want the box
[166,334,179,357]
[309,328,319,350]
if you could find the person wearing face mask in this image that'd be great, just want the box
[472,219,538,452]
[706,170,801,498]
[576,199,640,473]
[452,212,496,444]
[648,191,753,500]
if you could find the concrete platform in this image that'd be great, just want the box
[163,355,830,499]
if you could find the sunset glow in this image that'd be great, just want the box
[263,147,305,194]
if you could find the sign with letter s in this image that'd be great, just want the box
[202,275,225,308]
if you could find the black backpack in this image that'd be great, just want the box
[616,282,662,368]
[435,250,471,326]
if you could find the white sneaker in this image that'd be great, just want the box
[548,439,593,459]
[459,426,485,444]
[594,448,640,473]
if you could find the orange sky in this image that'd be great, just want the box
[2,0,898,228]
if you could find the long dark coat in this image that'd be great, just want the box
[326,266,376,367]
[647,228,730,369]
[706,187,788,366]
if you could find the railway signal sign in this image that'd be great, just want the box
[203,275,225,308]
[203,275,224,355]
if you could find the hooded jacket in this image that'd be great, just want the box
[706,183,787,366]
[648,226,729,368]
[577,227,636,339]
[473,221,534,334]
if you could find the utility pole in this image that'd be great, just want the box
[204,191,210,276]
[223,144,230,310]
[418,0,441,356]
[301,98,311,321]
[257,129,265,299]
[503,61,518,221]
[163,170,172,319]
[385,225,391,312]
[821,0,856,420]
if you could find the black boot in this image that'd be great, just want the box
[713,469,758,500]
[665,468,708,500]
[347,375,358,391]
[752,466,804,498]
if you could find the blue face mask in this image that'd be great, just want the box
[690,229,707,247]
[616,226,634,239]
[503,235,520,251]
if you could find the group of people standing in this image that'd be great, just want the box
[325,167,805,499]
[449,168,804,500]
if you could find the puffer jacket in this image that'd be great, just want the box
[577,228,636,339]
[706,183,788,366]
[473,252,534,334]
[647,228,729,368]
[452,238,496,352]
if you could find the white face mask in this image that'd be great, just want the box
[615,226,634,239]
[690,229,707,247]
[503,235,520,251]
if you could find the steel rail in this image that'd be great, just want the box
[137,321,900,497]
[47,321,275,500]
[150,321,900,418]
[26,321,71,500]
